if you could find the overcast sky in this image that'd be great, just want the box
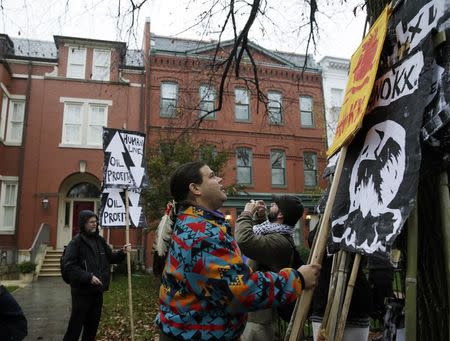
[0,0,366,60]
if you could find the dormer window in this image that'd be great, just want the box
[67,47,86,79]
[92,49,111,81]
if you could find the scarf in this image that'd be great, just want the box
[253,220,295,238]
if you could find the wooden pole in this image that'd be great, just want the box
[405,201,418,341]
[289,146,348,341]
[125,189,135,341]
[335,254,361,341]
[438,171,450,339]
[323,251,350,340]
[284,216,320,340]
[319,251,343,339]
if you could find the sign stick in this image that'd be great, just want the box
[323,250,349,340]
[288,146,347,341]
[125,189,135,341]
[405,202,418,341]
[284,215,322,340]
[319,251,343,339]
[335,254,361,341]
[439,171,450,339]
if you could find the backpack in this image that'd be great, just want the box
[60,246,70,284]
[277,235,304,322]
[60,235,80,284]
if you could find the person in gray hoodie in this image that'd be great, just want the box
[62,210,129,341]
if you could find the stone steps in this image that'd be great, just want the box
[38,249,63,278]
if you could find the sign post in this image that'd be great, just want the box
[101,128,147,341]
[124,189,135,341]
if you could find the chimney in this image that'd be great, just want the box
[0,34,14,58]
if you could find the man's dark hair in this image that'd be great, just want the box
[170,161,206,202]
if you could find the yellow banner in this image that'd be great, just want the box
[327,6,391,156]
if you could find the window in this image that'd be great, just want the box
[199,85,216,119]
[271,150,286,186]
[0,179,18,233]
[330,88,343,121]
[67,182,101,198]
[60,97,111,148]
[62,103,82,145]
[92,49,111,81]
[300,96,314,127]
[235,88,250,121]
[268,91,282,124]
[236,147,252,184]
[160,82,178,117]
[331,88,343,107]
[67,47,86,79]
[0,94,8,141]
[87,105,107,145]
[6,100,25,144]
[304,152,317,187]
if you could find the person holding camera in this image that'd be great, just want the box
[235,195,306,341]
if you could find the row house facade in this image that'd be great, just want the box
[0,19,327,268]
[318,56,350,146]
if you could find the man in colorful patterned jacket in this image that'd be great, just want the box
[156,161,320,341]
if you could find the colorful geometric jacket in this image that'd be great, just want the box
[155,206,304,340]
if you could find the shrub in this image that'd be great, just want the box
[298,246,311,264]
[18,261,36,274]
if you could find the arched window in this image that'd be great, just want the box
[67,182,100,198]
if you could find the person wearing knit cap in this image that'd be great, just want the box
[235,195,306,341]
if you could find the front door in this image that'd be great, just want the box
[72,201,95,237]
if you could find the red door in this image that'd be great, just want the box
[72,201,95,237]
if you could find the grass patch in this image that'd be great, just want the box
[5,285,19,292]
[97,273,160,341]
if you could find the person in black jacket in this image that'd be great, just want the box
[0,285,27,341]
[62,210,129,341]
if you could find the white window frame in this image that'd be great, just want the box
[160,82,178,118]
[268,91,282,124]
[199,85,216,120]
[0,94,8,141]
[0,176,19,234]
[5,99,25,145]
[271,150,286,186]
[300,96,314,128]
[92,49,111,81]
[235,88,250,121]
[67,46,87,79]
[60,97,112,149]
[236,147,253,185]
[304,152,318,187]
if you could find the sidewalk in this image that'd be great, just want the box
[11,277,71,341]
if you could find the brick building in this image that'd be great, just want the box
[0,20,326,270]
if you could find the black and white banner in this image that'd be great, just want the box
[101,128,147,228]
[329,0,449,258]
[100,187,146,228]
[102,128,147,189]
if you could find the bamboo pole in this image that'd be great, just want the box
[284,216,321,340]
[125,189,135,341]
[323,251,350,340]
[439,171,450,339]
[405,202,418,341]
[289,146,348,341]
[335,254,361,341]
[317,251,341,340]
